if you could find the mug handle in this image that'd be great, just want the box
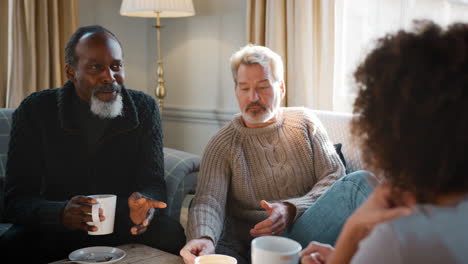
[91,203,100,223]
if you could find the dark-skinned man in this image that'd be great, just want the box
[0,25,185,263]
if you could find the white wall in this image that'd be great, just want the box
[79,0,247,156]
[79,0,152,95]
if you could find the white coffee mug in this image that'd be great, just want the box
[86,194,117,235]
[195,254,237,264]
[251,236,302,264]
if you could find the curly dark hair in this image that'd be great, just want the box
[65,25,121,67]
[351,20,468,203]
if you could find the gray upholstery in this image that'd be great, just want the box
[312,110,363,173]
[0,108,200,236]
[163,147,200,221]
[0,108,13,224]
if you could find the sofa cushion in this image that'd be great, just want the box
[313,110,363,173]
[163,147,201,221]
[0,108,14,221]
[334,143,348,174]
[0,177,3,221]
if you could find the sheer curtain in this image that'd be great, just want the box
[247,0,336,110]
[2,0,78,108]
[334,0,468,112]
[247,0,468,113]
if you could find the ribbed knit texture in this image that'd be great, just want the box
[187,107,345,252]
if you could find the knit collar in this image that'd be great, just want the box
[56,80,139,134]
[232,108,285,136]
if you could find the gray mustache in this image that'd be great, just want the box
[94,83,122,93]
[246,102,266,111]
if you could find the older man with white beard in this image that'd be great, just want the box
[180,45,375,264]
[89,83,123,119]
[0,25,186,263]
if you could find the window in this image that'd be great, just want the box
[333,0,468,113]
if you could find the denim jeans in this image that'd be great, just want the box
[283,170,375,248]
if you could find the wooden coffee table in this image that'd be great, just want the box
[50,243,184,264]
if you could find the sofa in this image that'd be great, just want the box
[311,109,363,174]
[0,107,363,238]
[0,108,201,237]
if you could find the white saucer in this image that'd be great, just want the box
[68,246,126,264]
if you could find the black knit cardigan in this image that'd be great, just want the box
[3,81,166,230]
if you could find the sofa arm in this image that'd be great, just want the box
[163,147,200,222]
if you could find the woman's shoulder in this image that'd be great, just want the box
[389,199,468,234]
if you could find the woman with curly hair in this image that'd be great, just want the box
[301,20,468,264]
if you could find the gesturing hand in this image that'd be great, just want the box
[62,195,104,232]
[128,192,167,235]
[250,200,296,237]
[180,238,215,264]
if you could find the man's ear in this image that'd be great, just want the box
[280,81,286,99]
[65,64,76,82]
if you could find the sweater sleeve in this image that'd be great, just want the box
[186,130,232,245]
[134,97,166,215]
[3,100,67,228]
[283,111,345,218]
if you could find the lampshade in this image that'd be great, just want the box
[120,0,195,18]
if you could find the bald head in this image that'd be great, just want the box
[73,31,122,67]
[65,25,122,67]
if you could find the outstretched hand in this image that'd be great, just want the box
[128,192,167,235]
[250,200,296,237]
[300,241,334,264]
[180,238,215,264]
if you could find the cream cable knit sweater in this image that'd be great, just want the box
[187,107,345,248]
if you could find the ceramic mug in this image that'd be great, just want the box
[251,236,302,264]
[195,254,237,264]
[86,194,117,235]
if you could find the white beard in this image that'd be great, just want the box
[241,88,282,125]
[242,108,275,124]
[90,93,123,119]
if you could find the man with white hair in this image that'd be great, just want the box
[1,25,185,263]
[180,44,375,264]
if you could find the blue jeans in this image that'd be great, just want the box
[283,170,375,248]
